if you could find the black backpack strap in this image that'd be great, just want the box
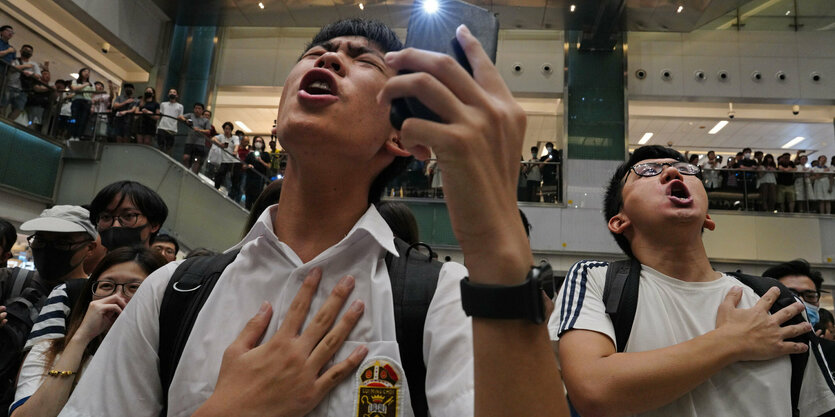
[727,272,811,417]
[602,258,641,353]
[384,238,442,417]
[158,250,240,417]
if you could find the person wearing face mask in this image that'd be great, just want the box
[112,83,138,143]
[156,88,184,155]
[0,206,97,412]
[764,259,835,367]
[243,136,272,210]
[539,141,560,203]
[4,44,39,123]
[133,87,159,146]
[181,102,211,173]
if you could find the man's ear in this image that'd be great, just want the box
[608,213,631,235]
[384,136,431,161]
[149,223,161,235]
[703,213,716,231]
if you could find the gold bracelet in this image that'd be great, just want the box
[47,369,76,377]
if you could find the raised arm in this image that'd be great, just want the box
[381,25,568,417]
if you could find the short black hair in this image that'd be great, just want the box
[530,146,538,153]
[0,217,16,254]
[817,308,834,334]
[89,181,169,239]
[743,147,752,153]
[193,102,205,110]
[222,121,233,130]
[376,201,420,245]
[0,26,13,32]
[21,44,32,51]
[306,19,409,204]
[151,233,179,255]
[123,83,134,89]
[603,145,687,258]
[235,130,244,136]
[762,259,823,291]
[545,142,554,148]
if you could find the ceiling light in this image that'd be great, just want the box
[677,5,684,13]
[785,10,791,15]
[70,73,79,79]
[638,132,653,144]
[235,121,252,133]
[359,2,364,9]
[782,136,805,149]
[258,2,264,9]
[708,121,728,134]
[570,4,576,12]
[423,0,439,14]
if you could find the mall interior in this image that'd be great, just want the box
[0,0,834,307]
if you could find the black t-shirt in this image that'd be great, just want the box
[777,161,796,186]
[141,101,160,114]
[245,151,272,185]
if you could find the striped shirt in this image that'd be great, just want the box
[25,284,70,349]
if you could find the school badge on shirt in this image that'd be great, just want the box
[355,358,403,417]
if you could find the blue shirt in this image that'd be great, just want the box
[0,38,14,64]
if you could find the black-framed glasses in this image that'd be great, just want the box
[97,212,142,228]
[92,280,142,298]
[624,162,701,182]
[27,235,92,251]
[787,287,821,304]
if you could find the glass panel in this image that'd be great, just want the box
[702,167,832,214]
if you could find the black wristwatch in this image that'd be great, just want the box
[460,262,553,324]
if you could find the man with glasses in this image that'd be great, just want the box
[0,206,97,411]
[150,233,179,263]
[551,145,835,416]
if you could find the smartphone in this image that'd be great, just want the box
[389,0,499,130]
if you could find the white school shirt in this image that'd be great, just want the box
[549,260,835,417]
[157,101,183,133]
[59,204,474,417]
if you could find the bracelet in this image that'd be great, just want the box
[47,369,77,377]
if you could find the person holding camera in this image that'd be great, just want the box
[181,102,211,173]
[207,121,240,192]
[242,136,272,210]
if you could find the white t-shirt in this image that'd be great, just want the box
[59,204,474,417]
[157,101,184,133]
[11,341,90,415]
[550,260,835,417]
[208,134,241,165]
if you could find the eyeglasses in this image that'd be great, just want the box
[27,235,91,251]
[97,212,142,228]
[92,280,142,298]
[152,245,176,256]
[787,287,820,304]
[624,162,701,182]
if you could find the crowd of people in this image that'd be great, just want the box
[0,17,833,417]
[694,147,835,214]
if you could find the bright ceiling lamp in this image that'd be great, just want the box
[677,5,684,13]
[638,132,653,144]
[708,120,728,134]
[235,121,252,133]
[782,136,805,149]
[258,2,264,9]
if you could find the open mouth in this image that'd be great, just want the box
[300,69,338,97]
[667,180,693,205]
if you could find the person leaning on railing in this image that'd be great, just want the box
[68,68,94,141]
[134,87,159,146]
[26,68,53,133]
[111,83,138,144]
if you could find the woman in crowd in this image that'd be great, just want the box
[758,153,777,212]
[243,136,271,210]
[812,155,832,215]
[134,87,159,146]
[68,68,94,141]
[10,247,165,417]
[795,155,811,212]
[208,121,240,192]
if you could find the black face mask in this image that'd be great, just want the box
[168,94,176,100]
[125,89,134,96]
[32,246,84,281]
[100,225,148,251]
[20,50,32,58]
[144,92,153,99]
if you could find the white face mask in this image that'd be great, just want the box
[255,143,263,150]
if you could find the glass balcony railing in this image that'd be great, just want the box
[701,167,832,214]
[382,160,563,205]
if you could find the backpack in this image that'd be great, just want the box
[0,268,52,412]
[157,238,442,417]
[602,260,822,417]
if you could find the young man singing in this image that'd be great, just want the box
[551,145,835,417]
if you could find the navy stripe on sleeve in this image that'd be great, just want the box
[9,396,30,415]
[33,309,66,324]
[559,261,607,335]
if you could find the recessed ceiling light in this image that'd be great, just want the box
[235,121,252,133]
[258,2,265,9]
[570,4,576,12]
[638,132,653,144]
[708,121,728,134]
[677,5,684,13]
[782,136,805,149]
[423,0,439,14]
[359,2,364,10]
[785,10,791,15]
